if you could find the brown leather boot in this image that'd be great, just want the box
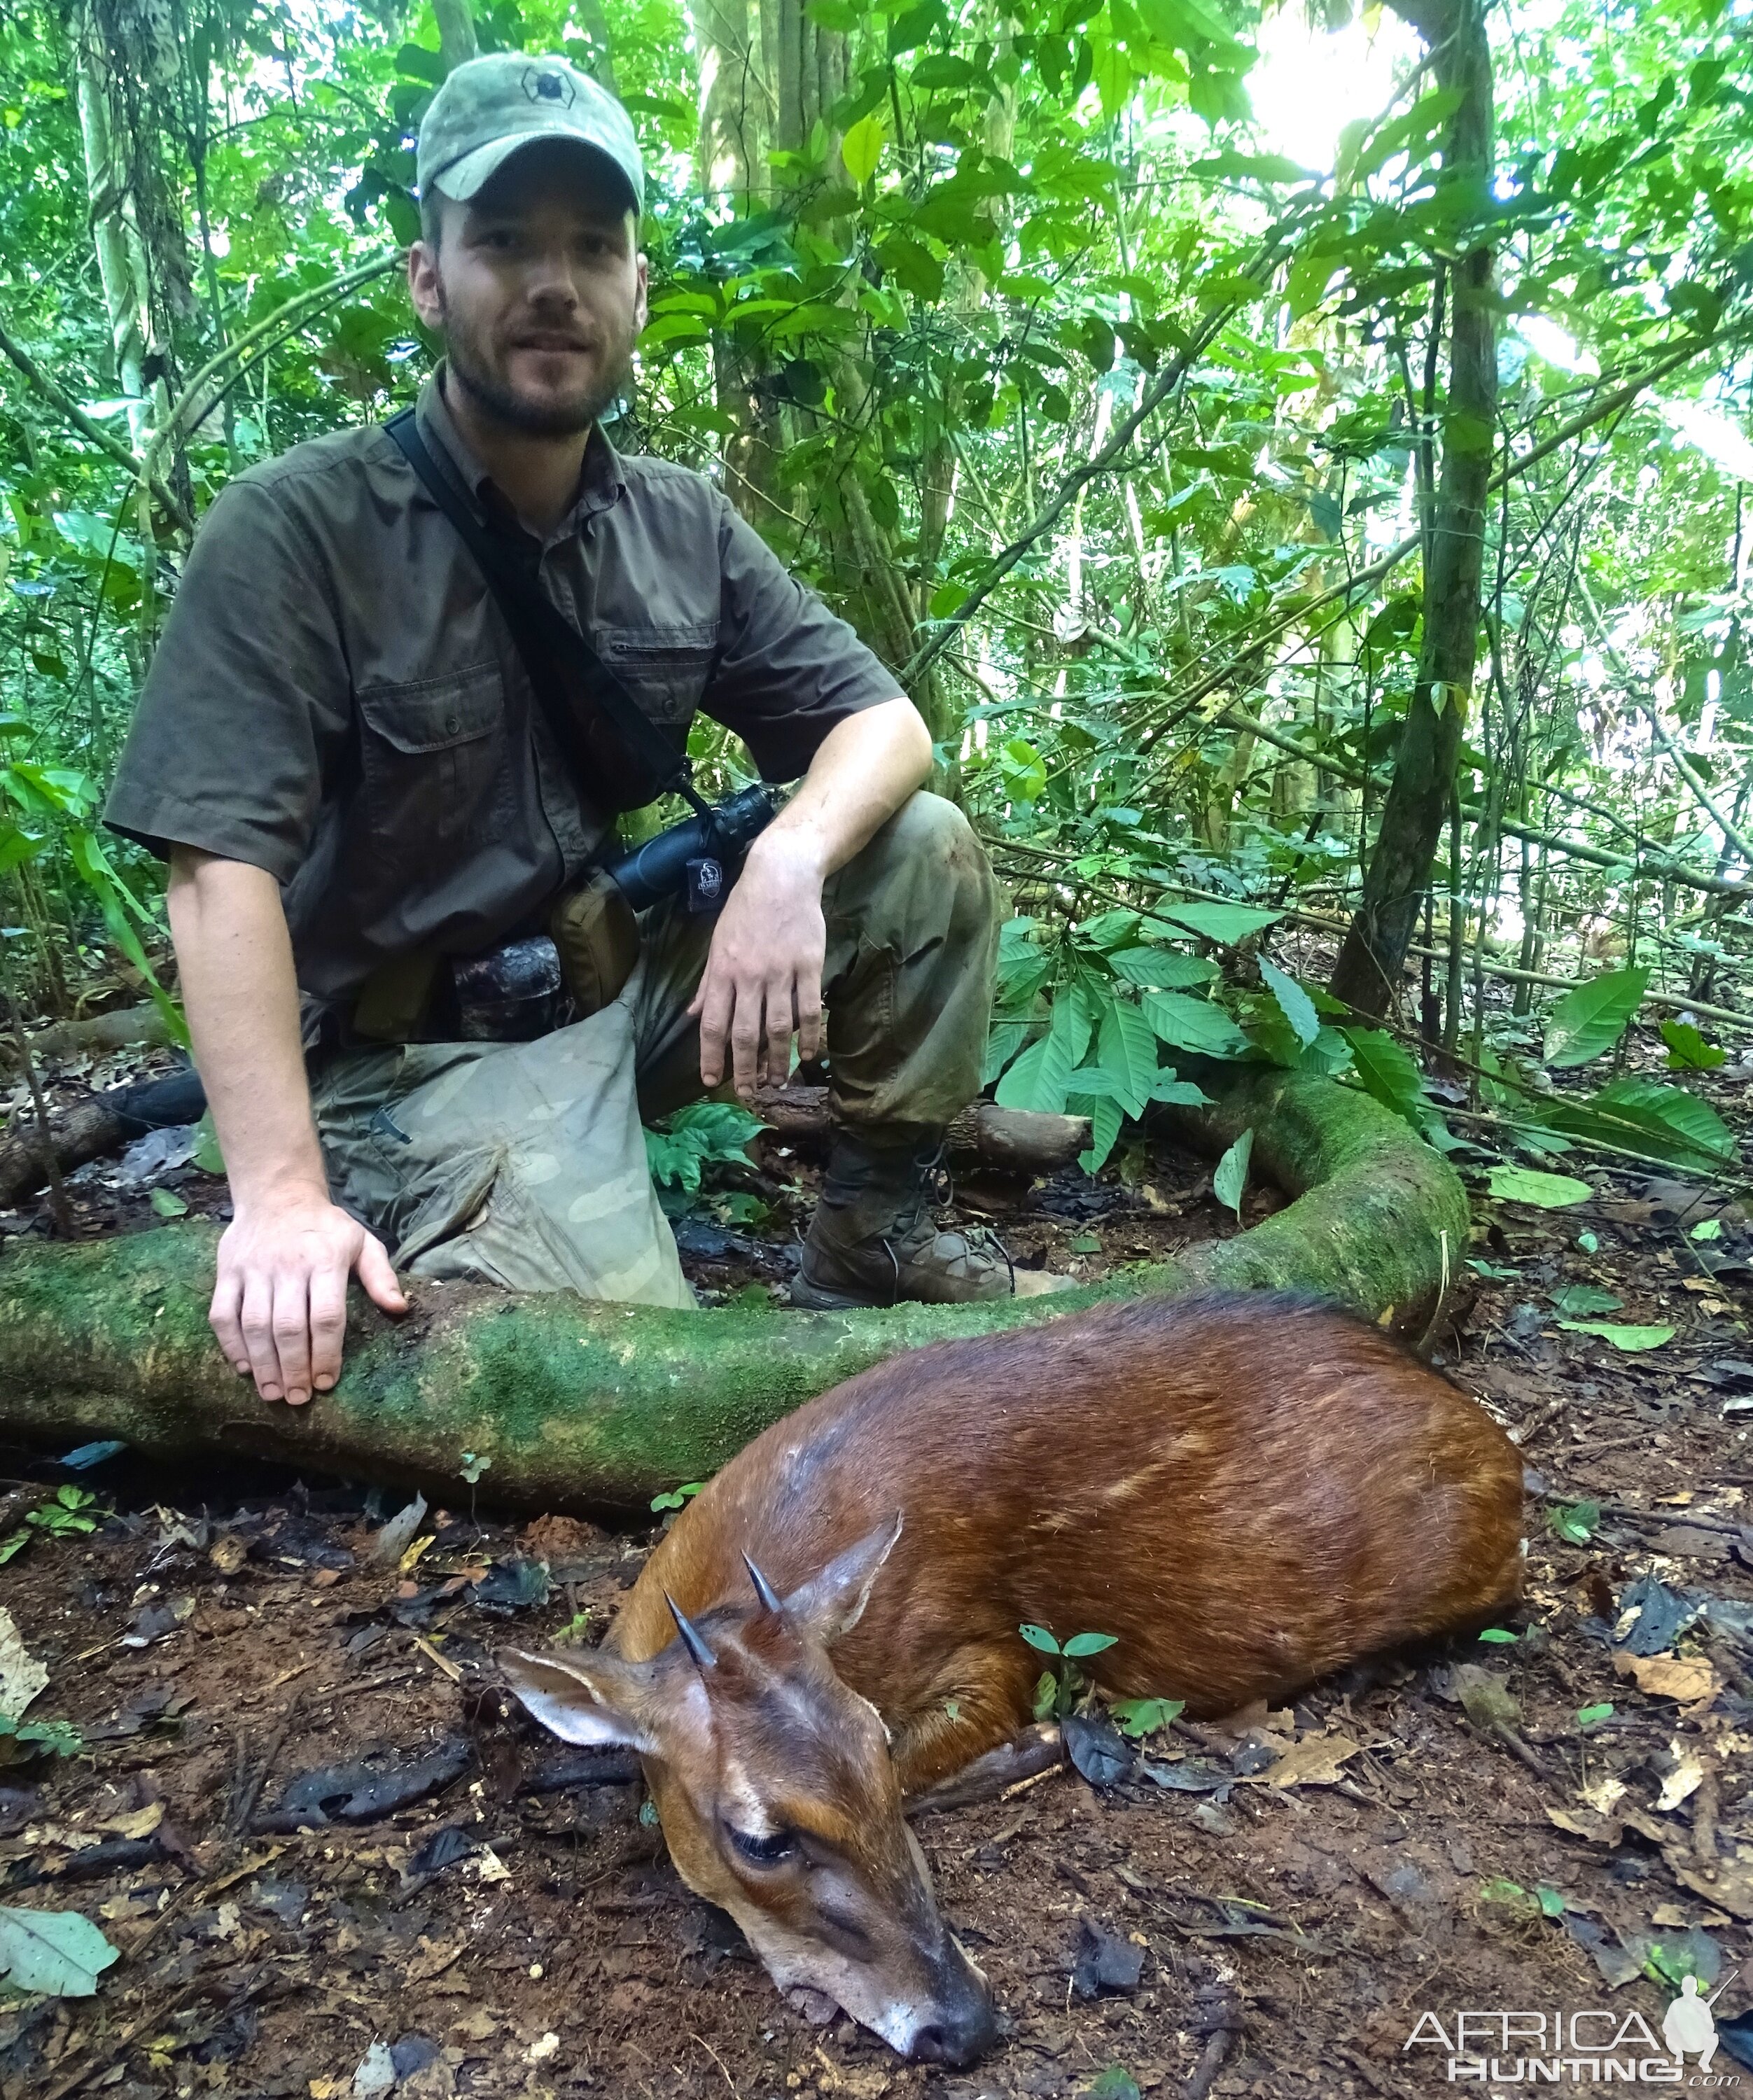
[790,1128,1014,1310]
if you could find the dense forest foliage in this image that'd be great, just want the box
[1,0,1751,1191]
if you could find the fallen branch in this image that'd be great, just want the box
[0,1071,1467,1511]
[751,1084,1091,1172]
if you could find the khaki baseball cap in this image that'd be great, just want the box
[417,53,643,214]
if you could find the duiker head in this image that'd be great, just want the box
[503,1519,995,2064]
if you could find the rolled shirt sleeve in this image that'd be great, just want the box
[104,481,353,882]
[703,496,905,781]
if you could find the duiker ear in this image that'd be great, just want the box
[783,1513,902,1645]
[501,1648,657,1754]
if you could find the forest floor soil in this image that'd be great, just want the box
[4,1030,1753,2096]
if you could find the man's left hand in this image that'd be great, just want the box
[689,829,827,1098]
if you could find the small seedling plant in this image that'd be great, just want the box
[0,1485,100,1562]
[1021,1623,1118,1720]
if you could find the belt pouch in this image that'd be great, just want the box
[549,868,641,1018]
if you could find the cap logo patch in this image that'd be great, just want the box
[524,66,575,106]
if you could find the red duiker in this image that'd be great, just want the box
[504,1293,1523,2064]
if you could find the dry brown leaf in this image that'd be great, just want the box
[99,1800,165,1840]
[1581,1774,1628,1816]
[1546,1805,1621,1845]
[209,1534,247,1576]
[1669,1856,1753,1922]
[1612,1651,1719,1703]
[1657,1742,1707,1812]
[0,1608,48,1724]
[1259,1732,1362,1788]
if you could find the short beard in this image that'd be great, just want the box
[440,296,632,439]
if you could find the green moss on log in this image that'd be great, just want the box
[0,1072,1467,1511]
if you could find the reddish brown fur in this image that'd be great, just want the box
[619,1294,1524,1792]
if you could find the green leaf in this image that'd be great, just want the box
[1258,958,1318,1049]
[1477,1628,1519,1644]
[1097,997,1159,1118]
[1488,1166,1593,1208]
[1537,1886,1567,1919]
[1691,1217,1724,1242]
[1550,1284,1622,1317]
[1085,2068,1143,2100]
[1661,1019,1725,1070]
[1542,967,1650,1068]
[1213,1127,1253,1219]
[650,1482,706,1512]
[1341,1028,1426,1130]
[191,1112,225,1177]
[1577,1703,1614,1729]
[1108,1696,1184,1740]
[841,112,886,185]
[1539,1078,1736,1174]
[1032,1670,1058,1721]
[1558,1322,1676,1352]
[1548,1499,1600,1545]
[1108,947,1216,989]
[1068,1095,1124,1176]
[148,1187,188,1219]
[459,1452,491,1485]
[1142,990,1250,1059]
[0,1907,120,1996]
[1154,900,1281,945]
[1020,1623,1061,1655]
[1063,1632,1118,1658]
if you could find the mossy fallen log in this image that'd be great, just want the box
[0,1072,1468,1513]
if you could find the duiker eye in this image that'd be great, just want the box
[726,1823,795,1868]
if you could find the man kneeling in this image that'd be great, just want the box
[104,52,1007,1410]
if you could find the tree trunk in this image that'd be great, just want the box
[70,0,188,456]
[1329,0,1496,1018]
[433,0,478,71]
[0,1074,1467,1512]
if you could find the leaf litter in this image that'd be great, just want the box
[2,1088,1753,2092]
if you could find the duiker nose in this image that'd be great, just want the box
[907,1970,998,2066]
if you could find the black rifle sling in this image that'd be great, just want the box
[385,409,712,821]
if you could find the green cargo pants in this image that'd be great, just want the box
[310,792,999,1308]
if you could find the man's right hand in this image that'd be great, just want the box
[209,1190,407,1406]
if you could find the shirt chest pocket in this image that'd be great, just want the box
[594,623,717,726]
[356,665,505,866]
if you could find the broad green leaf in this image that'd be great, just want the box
[1154,900,1282,945]
[1142,990,1250,1058]
[148,1188,188,1219]
[983,1021,1028,1086]
[1063,1632,1118,1658]
[1558,1322,1676,1352]
[1019,1623,1061,1655]
[1341,1027,1426,1130]
[1542,967,1650,1068]
[1539,1078,1735,1173]
[1108,1696,1184,1739]
[1257,958,1318,1049]
[1692,1218,1724,1242]
[0,1907,119,1996]
[1108,946,1216,989]
[1150,1070,1213,1107]
[1068,1091,1124,1175]
[1548,1499,1600,1545]
[1488,1166,1593,1208]
[1213,1126,1253,1218]
[1075,909,1142,953]
[1661,1019,1725,1070]
[1097,997,1159,1117]
[841,113,886,185]
[1550,1284,1621,1317]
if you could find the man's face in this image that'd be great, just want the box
[407,143,648,438]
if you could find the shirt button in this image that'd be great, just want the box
[445,714,461,734]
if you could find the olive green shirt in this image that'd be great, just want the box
[105,372,900,1035]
